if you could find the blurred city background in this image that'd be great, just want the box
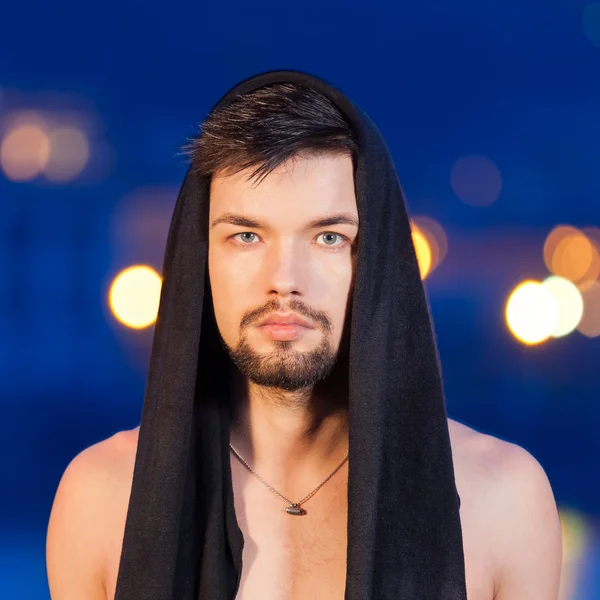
[1,0,599,598]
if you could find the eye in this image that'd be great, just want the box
[227,231,350,249]
[230,232,260,245]
[316,232,349,248]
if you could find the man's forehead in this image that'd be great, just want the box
[209,154,358,227]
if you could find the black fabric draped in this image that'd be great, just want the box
[113,69,467,600]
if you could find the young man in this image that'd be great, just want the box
[46,71,562,600]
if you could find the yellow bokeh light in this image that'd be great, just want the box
[44,126,90,182]
[412,216,448,273]
[558,507,589,600]
[0,118,50,181]
[559,508,589,563]
[411,226,432,279]
[542,276,584,338]
[506,280,559,345]
[577,281,600,338]
[109,265,162,329]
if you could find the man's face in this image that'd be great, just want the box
[208,152,358,392]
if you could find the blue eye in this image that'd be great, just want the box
[231,232,259,244]
[317,232,346,247]
[228,231,349,249]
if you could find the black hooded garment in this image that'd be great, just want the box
[113,69,468,600]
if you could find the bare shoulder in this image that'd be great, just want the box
[447,416,559,529]
[447,417,550,480]
[59,426,140,494]
[447,418,562,599]
[46,427,140,600]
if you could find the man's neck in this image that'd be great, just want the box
[228,375,349,488]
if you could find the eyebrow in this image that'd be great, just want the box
[210,212,359,230]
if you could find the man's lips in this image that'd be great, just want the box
[257,314,315,328]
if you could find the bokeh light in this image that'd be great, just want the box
[583,225,600,248]
[450,155,503,207]
[544,225,580,271]
[544,225,600,283]
[560,508,589,564]
[577,281,600,338]
[582,226,600,281]
[110,186,177,270]
[0,113,50,181]
[108,265,162,330]
[553,234,595,281]
[542,276,584,338]
[506,280,560,345]
[583,2,600,48]
[44,126,90,182]
[411,215,448,273]
[411,226,432,279]
[558,508,590,600]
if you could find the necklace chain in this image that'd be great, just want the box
[229,442,349,509]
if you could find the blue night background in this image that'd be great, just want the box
[1,0,599,597]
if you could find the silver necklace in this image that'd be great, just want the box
[229,442,349,516]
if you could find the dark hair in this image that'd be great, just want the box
[186,82,358,185]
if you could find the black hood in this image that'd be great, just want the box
[114,69,467,600]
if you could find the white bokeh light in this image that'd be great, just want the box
[542,276,584,338]
[108,265,162,330]
[506,281,560,345]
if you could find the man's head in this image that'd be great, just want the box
[189,83,359,392]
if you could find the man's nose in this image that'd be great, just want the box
[264,239,307,297]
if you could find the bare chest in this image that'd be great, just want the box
[102,485,496,600]
[232,475,349,600]
[231,498,495,600]
[103,503,494,600]
[102,429,498,600]
[231,446,497,600]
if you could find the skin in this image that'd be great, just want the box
[208,152,357,495]
[46,153,563,600]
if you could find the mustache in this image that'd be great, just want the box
[239,299,332,333]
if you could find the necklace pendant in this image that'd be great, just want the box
[284,504,307,516]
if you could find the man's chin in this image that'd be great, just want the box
[238,359,332,388]
[245,372,317,392]
[230,353,335,390]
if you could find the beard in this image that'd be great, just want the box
[224,331,339,392]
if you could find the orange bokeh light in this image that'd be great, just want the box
[577,281,600,338]
[544,225,600,283]
[0,115,51,181]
